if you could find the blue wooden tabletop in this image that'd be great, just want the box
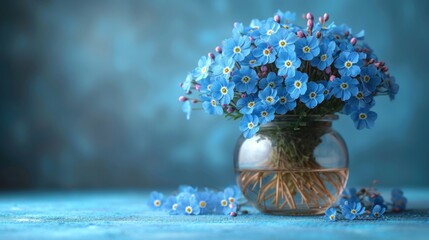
[0,188,428,240]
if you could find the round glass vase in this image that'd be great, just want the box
[234,115,349,215]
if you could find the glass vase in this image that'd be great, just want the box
[234,115,349,215]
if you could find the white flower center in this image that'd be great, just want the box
[279,40,287,47]
[294,81,302,88]
[285,60,292,68]
[221,87,228,95]
[303,46,310,53]
[221,200,228,207]
[154,200,161,207]
[345,61,353,68]
[263,48,270,56]
[199,201,206,208]
[185,206,193,214]
[234,46,241,53]
[359,113,367,119]
[309,92,316,99]
[340,83,348,89]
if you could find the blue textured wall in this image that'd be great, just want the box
[1,0,428,189]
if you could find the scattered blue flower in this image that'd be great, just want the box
[147,191,164,210]
[239,114,260,139]
[350,108,377,129]
[341,200,366,220]
[371,205,386,219]
[258,86,279,105]
[275,87,297,114]
[177,193,201,215]
[331,76,359,101]
[334,51,361,77]
[163,196,179,215]
[252,42,277,66]
[223,35,252,62]
[269,28,297,53]
[232,66,259,94]
[295,36,320,61]
[325,207,337,221]
[285,71,308,99]
[211,77,235,105]
[215,188,238,215]
[196,189,216,215]
[275,49,301,77]
[259,72,283,89]
[236,95,260,114]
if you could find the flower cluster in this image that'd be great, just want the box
[324,186,407,221]
[147,185,245,216]
[179,10,399,138]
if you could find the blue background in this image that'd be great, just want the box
[1,0,428,190]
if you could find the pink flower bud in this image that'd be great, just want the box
[215,46,222,54]
[249,36,254,42]
[350,38,357,45]
[382,66,389,73]
[355,48,361,52]
[307,19,314,28]
[195,84,201,91]
[344,31,349,37]
[208,52,215,59]
[325,67,331,74]
[261,65,268,72]
[323,13,329,22]
[329,75,336,82]
[374,62,381,68]
[318,16,323,24]
[221,104,227,108]
[316,31,322,38]
[179,96,188,102]
[192,99,199,104]
[230,212,238,217]
[227,107,235,113]
[234,22,239,28]
[297,31,305,38]
[186,90,192,95]
[274,15,281,23]
[179,82,183,87]
[368,59,375,64]
[379,61,385,66]
[241,93,246,98]
[306,12,314,20]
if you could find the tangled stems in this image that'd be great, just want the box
[237,120,348,214]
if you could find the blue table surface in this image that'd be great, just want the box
[0,188,428,240]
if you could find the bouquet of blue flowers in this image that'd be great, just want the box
[179,10,399,139]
